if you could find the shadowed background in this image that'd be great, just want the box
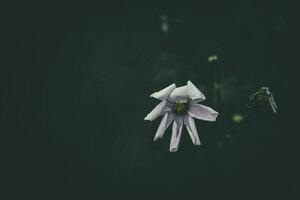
[1,0,298,199]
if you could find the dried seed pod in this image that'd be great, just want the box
[248,87,277,113]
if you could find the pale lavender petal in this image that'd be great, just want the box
[160,102,173,115]
[183,114,201,145]
[169,116,183,152]
[188,104,219,121]
[168,86,188,103]
[187,80,206,102]
[154,112,175,141]
[150,83,176,100]
[144,100,166,121]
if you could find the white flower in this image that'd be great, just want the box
[145,81,219,152]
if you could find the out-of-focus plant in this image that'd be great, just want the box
[218,87,277,149]
[247,87,277,113]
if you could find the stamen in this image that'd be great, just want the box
[174,102,188,115]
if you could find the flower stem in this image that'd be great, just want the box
[213,60,222,112]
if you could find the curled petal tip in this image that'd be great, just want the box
[150,83,176,100]
[213,112,219,121]
[186,80,206,102]
[192,138,201,146]
[144,115,151,121]
[209,115,219,122]
[144,100,167,121]
[169,148,178,152]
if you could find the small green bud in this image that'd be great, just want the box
[208,55,218,62]
[232,114,244,123]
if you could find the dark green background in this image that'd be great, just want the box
[1,0,298,199]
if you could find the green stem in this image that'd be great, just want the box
[214,62,222,111]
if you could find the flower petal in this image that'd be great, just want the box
[187,80,206,102]
[168,86,188,102]
[144,100,166,121]
[188,104,219,121]
[169,116,183,152]
[160,101,173,115]
[269,92,277,113]
[154,112,175,141]
[184,114,201,145]
[150,83,176,100]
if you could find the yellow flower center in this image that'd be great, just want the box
[174,102,188,115]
